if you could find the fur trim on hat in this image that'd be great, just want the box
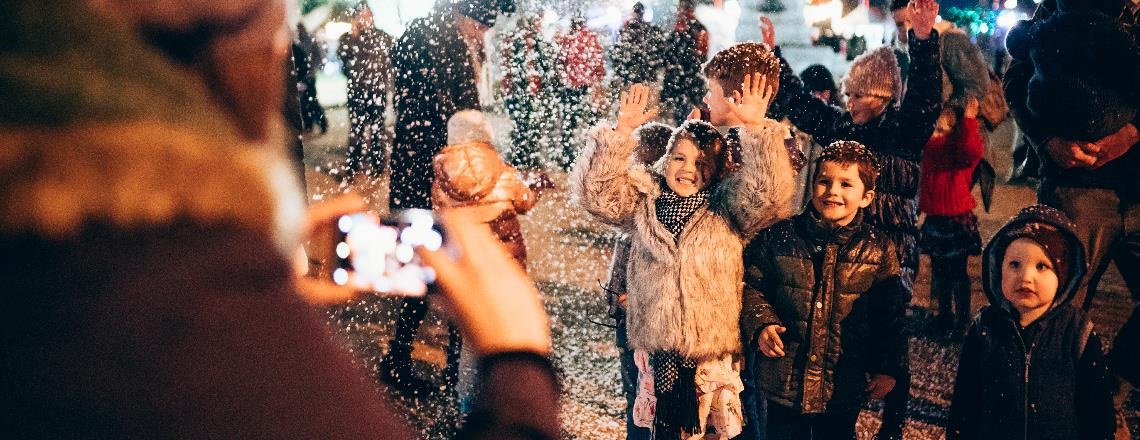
[447,109,494,145]
[842,46,902,101]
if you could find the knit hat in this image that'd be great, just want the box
[447,109,493,145]
[842,46,902,101]
[455,0,516,27]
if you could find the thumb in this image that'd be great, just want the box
[776,326,786,333]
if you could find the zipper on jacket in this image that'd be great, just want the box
[1021,332,1038,440]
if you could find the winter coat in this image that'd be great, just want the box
[555,28,606,89]
[432,141,537,265]
[0,2,560,438]
[948,206,1115,440]
[1003,0,1140,201]
[390,10,482,210]
[741,209,909,414]
[338,28,394,112]
[611,18,665,86]
[770,32,943,272]
[920,116,984,216]
[572,121,798,360]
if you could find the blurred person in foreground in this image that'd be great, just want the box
[0,1,558,438]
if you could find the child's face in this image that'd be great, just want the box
[664,138,714,197]
[702,81,731,126]
[845,93,890,125]
[1001,238,1060,321]
[811,161,874,226]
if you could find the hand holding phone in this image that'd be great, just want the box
[332,209,446,297]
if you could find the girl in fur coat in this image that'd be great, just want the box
[573,82,797,439]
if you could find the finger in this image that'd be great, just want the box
[772,344,785,357]
[303,192,368,234]
[753,73,765,96]
[642,106,661,121]
[1080,142,1101,155]
[687,107,701,120]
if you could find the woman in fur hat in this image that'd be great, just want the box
[574,82,796,438]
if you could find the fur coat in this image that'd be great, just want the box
[572,121,797,360]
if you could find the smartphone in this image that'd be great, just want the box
[331,209,445,296]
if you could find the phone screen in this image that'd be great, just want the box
[332,209,443,296]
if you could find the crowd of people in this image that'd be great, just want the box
[2,0,1138,438]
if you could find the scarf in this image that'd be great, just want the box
[651,351,700,438]
[654,187,709,241]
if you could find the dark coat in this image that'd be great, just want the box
[770,32,943,272]
[338,28,394,112]
[1003,0,1140,201]
[948,206,1115,440]
[390,10,482,210]
[741,209,909,414]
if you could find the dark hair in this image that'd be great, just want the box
[814,140,879,191]
[653,120,730,183]
[890,0,910,11]
[702,42,781,98]
[633,122,674,165]
[802,64,839,96]
[632,2,645,14]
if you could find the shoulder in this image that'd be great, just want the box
[746,219,799,253]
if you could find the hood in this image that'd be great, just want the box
[0,1,302,252]
[981,205,1087,318]
[433,141,504,202]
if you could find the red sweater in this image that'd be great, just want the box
[919,117,984,216]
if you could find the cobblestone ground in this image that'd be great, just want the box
[302,109,1139,439]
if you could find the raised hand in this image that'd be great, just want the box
[616,83,660,134]
[759,16,776,48]
[909,0,939,40]
[725,73,775,127]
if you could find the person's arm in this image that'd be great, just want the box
[710,74,798,238]
[885,27,943,157]
[770,50,848,145]
[741,238,785,350]
[948,320,986,440]
[570,85,658,227]
[1075,331,1116,440]
[948,102,985,169]
[418,210,559,439]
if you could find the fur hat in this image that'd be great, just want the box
[842,46,902,101]
[447,109,493,145]
[455,0,516,27]
[939,27,990,106]
[1015,10,1140,140]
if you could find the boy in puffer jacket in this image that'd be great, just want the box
[574,73,796,438]
[948,204,1115,440]
[742,141,909,440]
[432,109,541,268]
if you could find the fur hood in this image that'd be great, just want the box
[573,121,796,359]
[0,1,303,253]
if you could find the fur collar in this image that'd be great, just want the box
[0,121,304,253]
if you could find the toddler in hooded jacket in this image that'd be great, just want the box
[948,204,1115,440]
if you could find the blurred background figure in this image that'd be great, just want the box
[554,16,606,170]
[338,2,393,184]
[661,0,709,124]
